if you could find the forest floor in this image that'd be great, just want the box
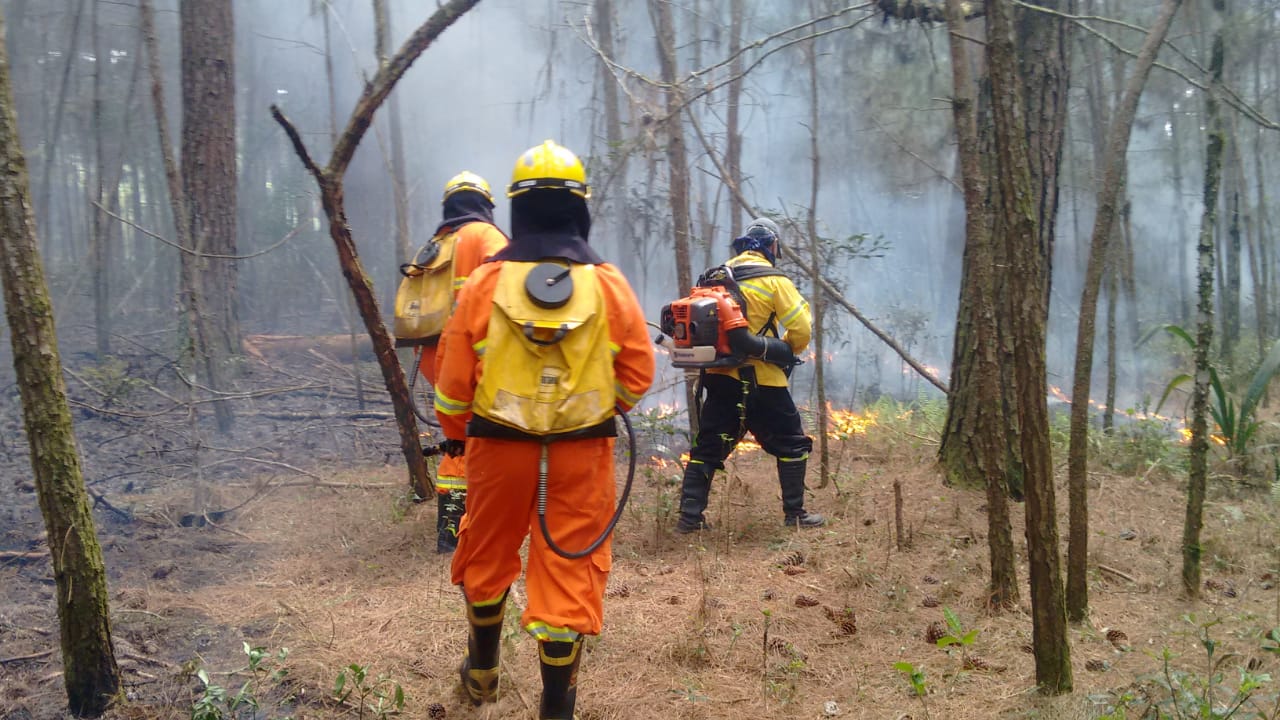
[1,344,1279,720]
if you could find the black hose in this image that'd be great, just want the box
[537,411,636,559]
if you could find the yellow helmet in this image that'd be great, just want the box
[507,140,590,199]
[442,171,493,204]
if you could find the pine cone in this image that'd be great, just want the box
[427,703,447,719]
[824,606,857,635]
[924,620,947,644]
[962,655,991,671]
[780,551,806,567]
[783,566,807,576]
[1105,629,1129,650]
[1085,658,1110,672]
[767,637,791,655]
[795,595,820,608]
[1204,578,1225,591]
[605,583,631,599]
[922,575,940,585]
[921,595,940,608]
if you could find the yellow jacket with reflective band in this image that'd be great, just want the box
[707,251,812,387]
[433,260,655,442]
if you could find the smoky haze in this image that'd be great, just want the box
[0,0,1225,419]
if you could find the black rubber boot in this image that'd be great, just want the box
[436,489,465,554]
[779,458,825,528]
[538,639,583,719]
[676,461,714,533]
[459,590,506,705]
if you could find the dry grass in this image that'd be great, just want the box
[2,420,1278,720]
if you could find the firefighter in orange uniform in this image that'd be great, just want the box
[433,141,654,719]
[416,172,508,553]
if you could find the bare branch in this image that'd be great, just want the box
[683,106,949,394]
[93,201,307,260]
[328,0,481,175]
[270,105,325,180]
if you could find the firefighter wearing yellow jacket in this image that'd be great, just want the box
[675,218,826,533]
[433,141,655,719]
[416,172,508,554]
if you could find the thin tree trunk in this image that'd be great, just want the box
[90,0,109,357]
[725,0,745,234]
[804,19,829,490]
[945,0,1016,609]
[1170,99,1191,325]
[0,12,120,713]
[650,0,698,433]
[372,0,411,267]
[1065,0,1181,624]
[1184,9,1225,600]
[38,0,87,243]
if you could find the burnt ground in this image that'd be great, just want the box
[1,337,1279,720]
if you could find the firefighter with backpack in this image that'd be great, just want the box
[393,171,507,553]
[432,140,654,719]
[674,217,826,533]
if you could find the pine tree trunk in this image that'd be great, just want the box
[944,0,1017,609]
[725,0,745,235]
[0,15,120,713]
[987,0,1071,692]
[804,28,830,490]
[1185,19,1226,599]
[180,0,239,380]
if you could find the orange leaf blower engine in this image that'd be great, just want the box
[659,286,751,369]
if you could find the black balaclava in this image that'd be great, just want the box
[435,189,496,236]
[489,190,604,265]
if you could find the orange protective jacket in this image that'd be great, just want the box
[434,260,654,639]
[416,220,508,492]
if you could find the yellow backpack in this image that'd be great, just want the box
[393,231,458,347]
[473,261,615,436]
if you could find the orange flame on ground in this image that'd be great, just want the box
[1051,386,1229,446]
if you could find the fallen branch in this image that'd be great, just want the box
[0,550,47,565]
[1097,564,1138,584]
[0,649,55,665]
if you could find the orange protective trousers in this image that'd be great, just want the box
[417,345,464,492]
[451,436,614,639]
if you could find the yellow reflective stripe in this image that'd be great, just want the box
[780,454,809,462]
[609,341,620,357]
[453,275,468,290]
[739,280,773,302]
[615,381,642,407]
[435,389,471,416]
[525,621,580,642]
[472,594,507,608]
[472,338,487,357]
[436,475,467,490]
[780,301,808,326]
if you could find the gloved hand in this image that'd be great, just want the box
[440,438,466,457]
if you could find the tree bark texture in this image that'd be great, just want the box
[944,0,1017,609]
[142,0,233,438]
[1065,0,1181,624]
[0,12,120,713]
[272,0,482,499]
[942,0,1072,502]
[987,0,1071,693]
[804,26,830,490]
[180,0,239,361]
[1184,27,1225,600]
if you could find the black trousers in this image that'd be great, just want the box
[688,373,812,469]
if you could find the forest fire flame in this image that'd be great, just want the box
[1048,386,1224,445]
[669,403,876,465]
